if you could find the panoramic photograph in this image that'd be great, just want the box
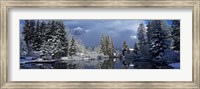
[20,20,180,69]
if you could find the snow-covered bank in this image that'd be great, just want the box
[169,63,180,69]
[61,52,108,61]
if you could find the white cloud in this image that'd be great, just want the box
[85,29,90,32]
[74,27,90,33]
[71,27,90,35]
[74,27,84,31]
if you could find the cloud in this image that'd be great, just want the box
[85,29,90,32]
[70,27,90,35]
[64,20,146,48]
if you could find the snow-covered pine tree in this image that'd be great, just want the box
[62,38,69,56]
[22,20,35,55]
[137,23,147,49]
[39,21,47,44]
[75,39,86,53]
[20,33,27,56]
[40,20,69,59]
[122,41,128,56]
[171,20,180,51]
[132,42,139,59]
[55,20,69,57]
[99,34,115,57]
[110,38,115,56]
[122,41,128,50]
[133,42,139,55]
[146,20,170,60]
[94,46,101,54]
[32,20,43,51]
[69,36,77,56]
[100,33,106,54]
[40,35,62,59]
[137,23,149,58]
[161,21,172,50]
[108,36,115,57]
[104,36,110,55]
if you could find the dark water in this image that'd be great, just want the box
[20,58,136,69]
[20,57,178,69]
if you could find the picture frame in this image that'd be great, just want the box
[0,0,199,89]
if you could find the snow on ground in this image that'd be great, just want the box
[163,49,180,63]
[61,51,107,61]
[169,63,180,69]
[20,56,36,63]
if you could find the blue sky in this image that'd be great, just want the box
[20,20,173,49]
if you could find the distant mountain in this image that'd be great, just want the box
[70,27,88,36]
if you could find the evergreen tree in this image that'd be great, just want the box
[122,41,128,56]
[137,23,147,49]
[22,20,45,52]
[146,20,170,60]
[22,20,35,55]
[133,42,139,54]
[171,20,180,51]
[75,39,86,53]
[54,20,69,57]
[122,41,128,50]
[94,46,101,53]
[99,34,115,56]
[104,36,110,55]
[137,23,149,58]
[108,37,115,57]
[33,20,43,51]
[69,37,76,56]
[40,36,62,59]
[20,33,27,56]
[40,20,69,59]
[100,34,106,54]
[62,36,69,56]
[21,20,83,59]
[133,42,139,59]
[110,38,115,56]
[40,21,47,44]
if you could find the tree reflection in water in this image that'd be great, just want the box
[20,57,173,69]
[100,58,114,69]
[21,58,133,69]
